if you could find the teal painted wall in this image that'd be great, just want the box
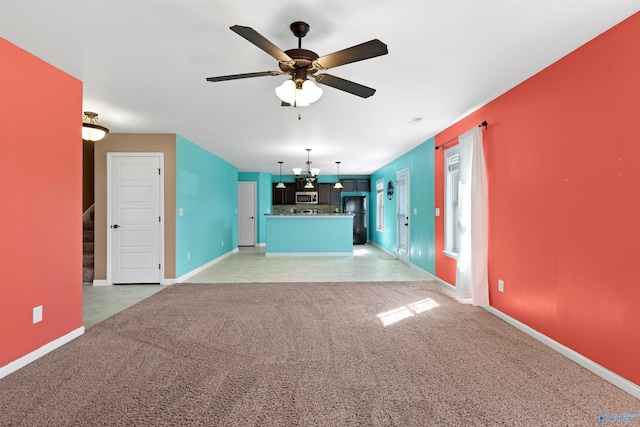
[175,135,238,277]
[369,138,436,274]
[238,172,272,244]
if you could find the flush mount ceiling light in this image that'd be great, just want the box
[276,161,286,189]
[82,111,109,141]
[293,148,320,189]
[333,161,344,189]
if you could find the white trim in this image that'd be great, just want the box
[82,204,95,221]
[265,252,353,257]
[368,240,397,259]
[483,306,640,399]
[256,242,266,247]
[107,153,165,285]
[0,327,84,379]
[390,250,640,397]
[174,248,239,283]
[428,273,640,397]
[442,250,458,259]
[92,279,109,286]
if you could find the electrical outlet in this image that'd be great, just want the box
[33,305,43,324]
[187,252,190,260]
[418,249,422,256]
[221,240,224,246]
[498,279,505,293]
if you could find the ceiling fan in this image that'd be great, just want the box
[206,21,388,106]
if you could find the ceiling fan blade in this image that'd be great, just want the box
[315,39,388,70]
[206,71,283,82]
[230,25,294,65]
[314,74,376,98]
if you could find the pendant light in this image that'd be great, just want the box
[276,161,286,189]
[334,161,344,189]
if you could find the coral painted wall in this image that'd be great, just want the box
[0,38,83,369]
[434,13,640,386]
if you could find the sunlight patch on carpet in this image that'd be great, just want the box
[377,298,440,326]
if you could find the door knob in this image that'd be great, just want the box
[111,224,120,229]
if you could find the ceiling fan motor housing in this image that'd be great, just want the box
[290,21,310,38]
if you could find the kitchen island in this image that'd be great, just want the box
[264,214,354,256]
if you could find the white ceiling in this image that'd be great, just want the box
[2,1,638,175]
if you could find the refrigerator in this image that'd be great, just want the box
[343,196,367,244]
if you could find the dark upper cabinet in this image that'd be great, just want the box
[329,186,342,205]
[317,183,342,205]
[317,184,330,204]
[272,183,296,205]
[340,178,370,192]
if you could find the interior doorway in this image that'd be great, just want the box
[396,168,410,263]
[107,153,164,284]
[238,182,256,246]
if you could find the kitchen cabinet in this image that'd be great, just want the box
[317,183,342,205]
[340,178,370,192]
[272,183,296,205]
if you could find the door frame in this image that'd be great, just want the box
[238,181,257,246]
[396,167,410,263]
[106,152,165,285]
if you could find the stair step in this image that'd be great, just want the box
[83,254,94,268]
[82,217,95,284]
[82,267,94,283]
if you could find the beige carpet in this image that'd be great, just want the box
[1,281,638,426]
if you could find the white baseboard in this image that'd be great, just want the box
[174,248,239,283]
[92,279,109,286]
[483,306,640,399]
[373,240,640,398]
[0,326,85,380]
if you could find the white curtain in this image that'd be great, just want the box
[455,126,489,306]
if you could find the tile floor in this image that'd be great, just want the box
[83,245,430,329]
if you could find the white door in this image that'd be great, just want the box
[396,168,410,263]
[238,182,256,246]
[108,153,163,284]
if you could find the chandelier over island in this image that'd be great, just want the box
[293,148,320,189]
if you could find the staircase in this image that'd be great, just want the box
[83,217,94,284]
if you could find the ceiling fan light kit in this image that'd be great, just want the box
[275,79,323,107]
[206,21,388,107]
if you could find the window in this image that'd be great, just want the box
[376,179,384,231]
[444,146,460,257]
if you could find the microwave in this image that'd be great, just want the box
[296,191,318,204]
